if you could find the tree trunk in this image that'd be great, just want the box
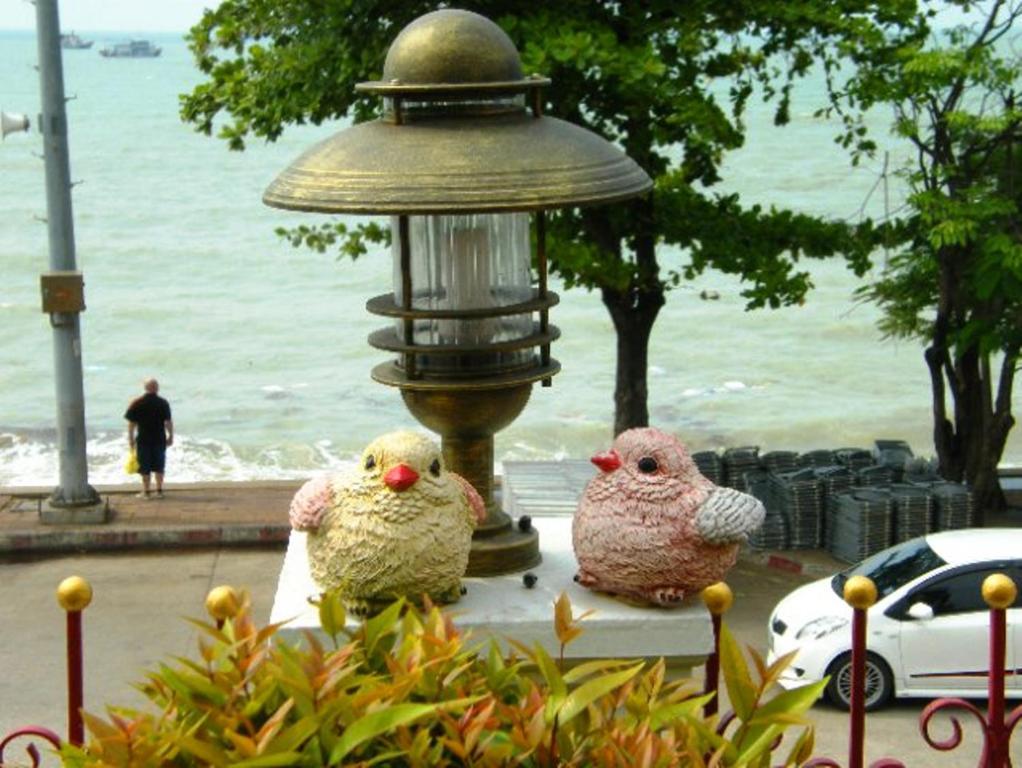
[601,283,665,436]
[925,249,1016,521]
[928,342,1014,522]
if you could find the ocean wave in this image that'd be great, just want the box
[0,430,358,487]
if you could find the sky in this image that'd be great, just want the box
[0,0,985,34]
[0,0,221,32]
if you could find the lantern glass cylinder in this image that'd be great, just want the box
[392,212,533,375]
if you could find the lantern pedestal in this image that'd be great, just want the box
[375,365,551,576]
[271,516,713,668]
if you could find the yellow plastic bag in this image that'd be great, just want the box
[124,449,139,474]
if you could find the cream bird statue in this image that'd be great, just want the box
[573,427,765,607]
[289,430,485,615]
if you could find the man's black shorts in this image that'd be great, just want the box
[136,442,166,474]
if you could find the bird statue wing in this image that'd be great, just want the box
[694,486,765,545]
[450,472,486,526]
[289,474,334,532]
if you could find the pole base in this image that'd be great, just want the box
[466,524,540,576]
[41,497,109,525]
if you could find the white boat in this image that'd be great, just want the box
[99,40,161,58]
[60,32,93,50]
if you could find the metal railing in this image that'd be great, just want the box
[2,573,1019,767]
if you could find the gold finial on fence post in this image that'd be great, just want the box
[982,573,1017,610]
[701,582,733,718]
[205,585,240,629]
[56,576,92,747]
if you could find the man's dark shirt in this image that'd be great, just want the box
[125,393,171,447]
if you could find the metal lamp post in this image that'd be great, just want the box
[35,0,102,517]
[265,8,651,575]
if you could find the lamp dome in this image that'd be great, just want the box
[382,9,523,86]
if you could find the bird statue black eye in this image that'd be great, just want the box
[637,457,659,474]
[364,455,376,471]
[429,459,441,477]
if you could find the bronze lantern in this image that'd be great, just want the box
[265,8,652,575]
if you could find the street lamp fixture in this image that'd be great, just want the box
[265,8,651,575]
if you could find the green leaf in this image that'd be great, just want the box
[562,658,634,685]
[718,622,756,721]
[266,716,321,755]
[735,723,786,764]
[176,734,229,767]
[555,662,643,726]
[648,694,714,730]
[530,643,567,724]
[231,753,303,767]
[329,703,439,763]
[748,679,827,726]
[317,590,347,642]
[361,598,404,658]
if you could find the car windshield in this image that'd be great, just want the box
[831,537,948,600]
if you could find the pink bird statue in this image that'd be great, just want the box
[572,427,765,607]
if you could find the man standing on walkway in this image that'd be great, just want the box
[125,377,174,499]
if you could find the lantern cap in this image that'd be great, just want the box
[357,9,543,96]
[264,9,651,215]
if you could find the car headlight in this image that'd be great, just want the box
[795,616,848,641]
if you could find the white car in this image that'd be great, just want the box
[767,528,1022,710]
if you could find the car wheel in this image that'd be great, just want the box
[824,651,894,711]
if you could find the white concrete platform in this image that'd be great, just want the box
[271,516,713,662]
[501,460,595,518]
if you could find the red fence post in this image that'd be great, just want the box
[701,582,734,719]
[56,576,92,747]
[982,574,1015,768]
[842,575,877,768]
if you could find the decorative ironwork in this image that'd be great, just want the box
[0,727,63,768]
[916,573,1021,768]
[5,571,1022,766]
[800,571,1019,768]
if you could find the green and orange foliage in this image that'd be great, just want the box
[60,590,826,767]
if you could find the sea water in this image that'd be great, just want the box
[1,30,1018,486]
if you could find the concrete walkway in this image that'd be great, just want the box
[3,463,1019,574]
[0,481,299,555]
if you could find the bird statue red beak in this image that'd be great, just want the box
[383,464,419,492]
[591,450,622,473]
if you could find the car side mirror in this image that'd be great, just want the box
[907,602,934,621]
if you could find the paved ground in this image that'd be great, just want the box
[1,480,1020,765]
[0,481,299,554]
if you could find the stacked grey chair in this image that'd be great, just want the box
[769,468,824,549]
[722,446,760,492]
[745,468,790,550]
[889,484,935,543]
[827,488,894,563]
[692,450,724,485]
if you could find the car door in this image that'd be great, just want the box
[896,565,1017,694]
[1009,564,1022,693]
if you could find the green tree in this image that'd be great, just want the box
[181,0,913,435]
[831,0,1021,515]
